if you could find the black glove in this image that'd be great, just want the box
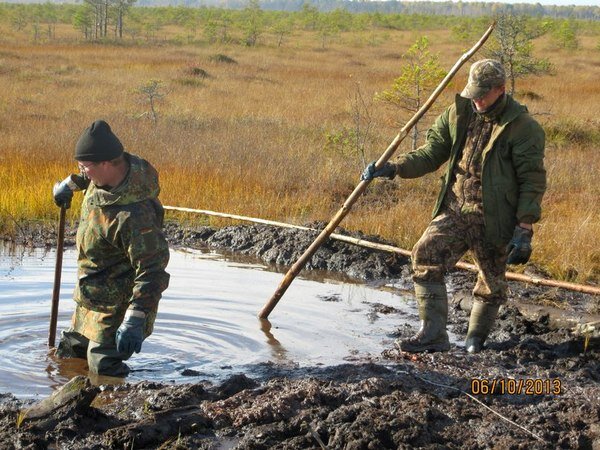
[506,226,533,265]
[116,311,146,354]
[52,174,87,209]
[360,161,396,181]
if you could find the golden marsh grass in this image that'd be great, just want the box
[0,24,598,283]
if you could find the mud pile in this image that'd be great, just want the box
[165,222,409,282]
[1,222,599,449]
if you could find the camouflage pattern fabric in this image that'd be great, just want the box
[412,98,509,307]
[394,94,545,246]
[461,59,506,99]
[412,209,508,306]
[444,115,490,215]
[72,153,170,344]
[444,94,506,216]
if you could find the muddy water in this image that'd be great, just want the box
[0,244,418,399]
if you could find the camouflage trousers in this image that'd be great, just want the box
[411,209,508,306]
[56,329,133,377]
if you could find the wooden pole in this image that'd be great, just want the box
[165,205,600,296]
[48,206,66,348]
[258,23,496,319]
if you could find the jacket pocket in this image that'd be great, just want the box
[77,276,131,312]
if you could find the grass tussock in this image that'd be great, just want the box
[0,26,599,284]
[544,118,600,146]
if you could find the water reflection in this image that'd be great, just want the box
[259,319,289,363]
[0,244,414,399]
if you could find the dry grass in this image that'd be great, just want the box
[0,24,598,283]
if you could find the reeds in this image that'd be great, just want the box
[0,25,598,283]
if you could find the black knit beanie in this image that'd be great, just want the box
[75,120,124,162]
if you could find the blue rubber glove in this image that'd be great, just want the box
[360,161,396,181]
[52,174,87,209]
[53,179,74,209]
[506,226,533,265]
[116,313,146,354]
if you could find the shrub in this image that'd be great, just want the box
[518,90,543,101]
[209,54,237,64]
[545,118,600,146]
[185,66,209,78]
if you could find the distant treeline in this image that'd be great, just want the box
[0,1,598,45]
[0,0,599,21]
[136,0,600,21]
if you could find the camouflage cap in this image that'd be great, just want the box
[460,59,506,99]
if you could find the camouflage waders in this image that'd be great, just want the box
[412,208,509,303]
[56,153,170,375]
[403,209,508,352]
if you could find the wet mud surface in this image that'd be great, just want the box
[1,221,599,449]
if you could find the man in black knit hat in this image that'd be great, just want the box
[53,120,170,377]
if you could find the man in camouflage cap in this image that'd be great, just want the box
[362,59,546,353]
[53,120,170,376]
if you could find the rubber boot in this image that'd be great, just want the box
[55,330,88,359]
[399,281,450,353]
[88,340,132,377]
[465,300,500,353]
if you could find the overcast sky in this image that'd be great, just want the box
[444,0,599,5]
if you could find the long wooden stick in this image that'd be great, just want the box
[48,206,66,348]
[164,205,600,296]
[258,23,496,319]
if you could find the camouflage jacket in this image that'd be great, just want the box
[394,94,546,246]
[72,153,170,343]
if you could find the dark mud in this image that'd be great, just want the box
[164,221,409,282]
[1,221,599,449]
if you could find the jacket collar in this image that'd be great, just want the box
[455,94,526,127]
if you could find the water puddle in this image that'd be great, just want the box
[0,244,419,399]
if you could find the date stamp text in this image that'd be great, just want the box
[470,378,562,395]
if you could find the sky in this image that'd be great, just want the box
[7,0,600,7]
[450,0,599,5]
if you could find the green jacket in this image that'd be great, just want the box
[72,153,170,343]
[396,94,546,246]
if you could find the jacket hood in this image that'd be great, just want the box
[88,153,160,207]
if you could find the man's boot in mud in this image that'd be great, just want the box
[398,281,450,353]
[465,300,500,353]
[55,330,88,359]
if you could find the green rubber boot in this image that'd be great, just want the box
[399,281,450,353]
[465,300,500,353]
